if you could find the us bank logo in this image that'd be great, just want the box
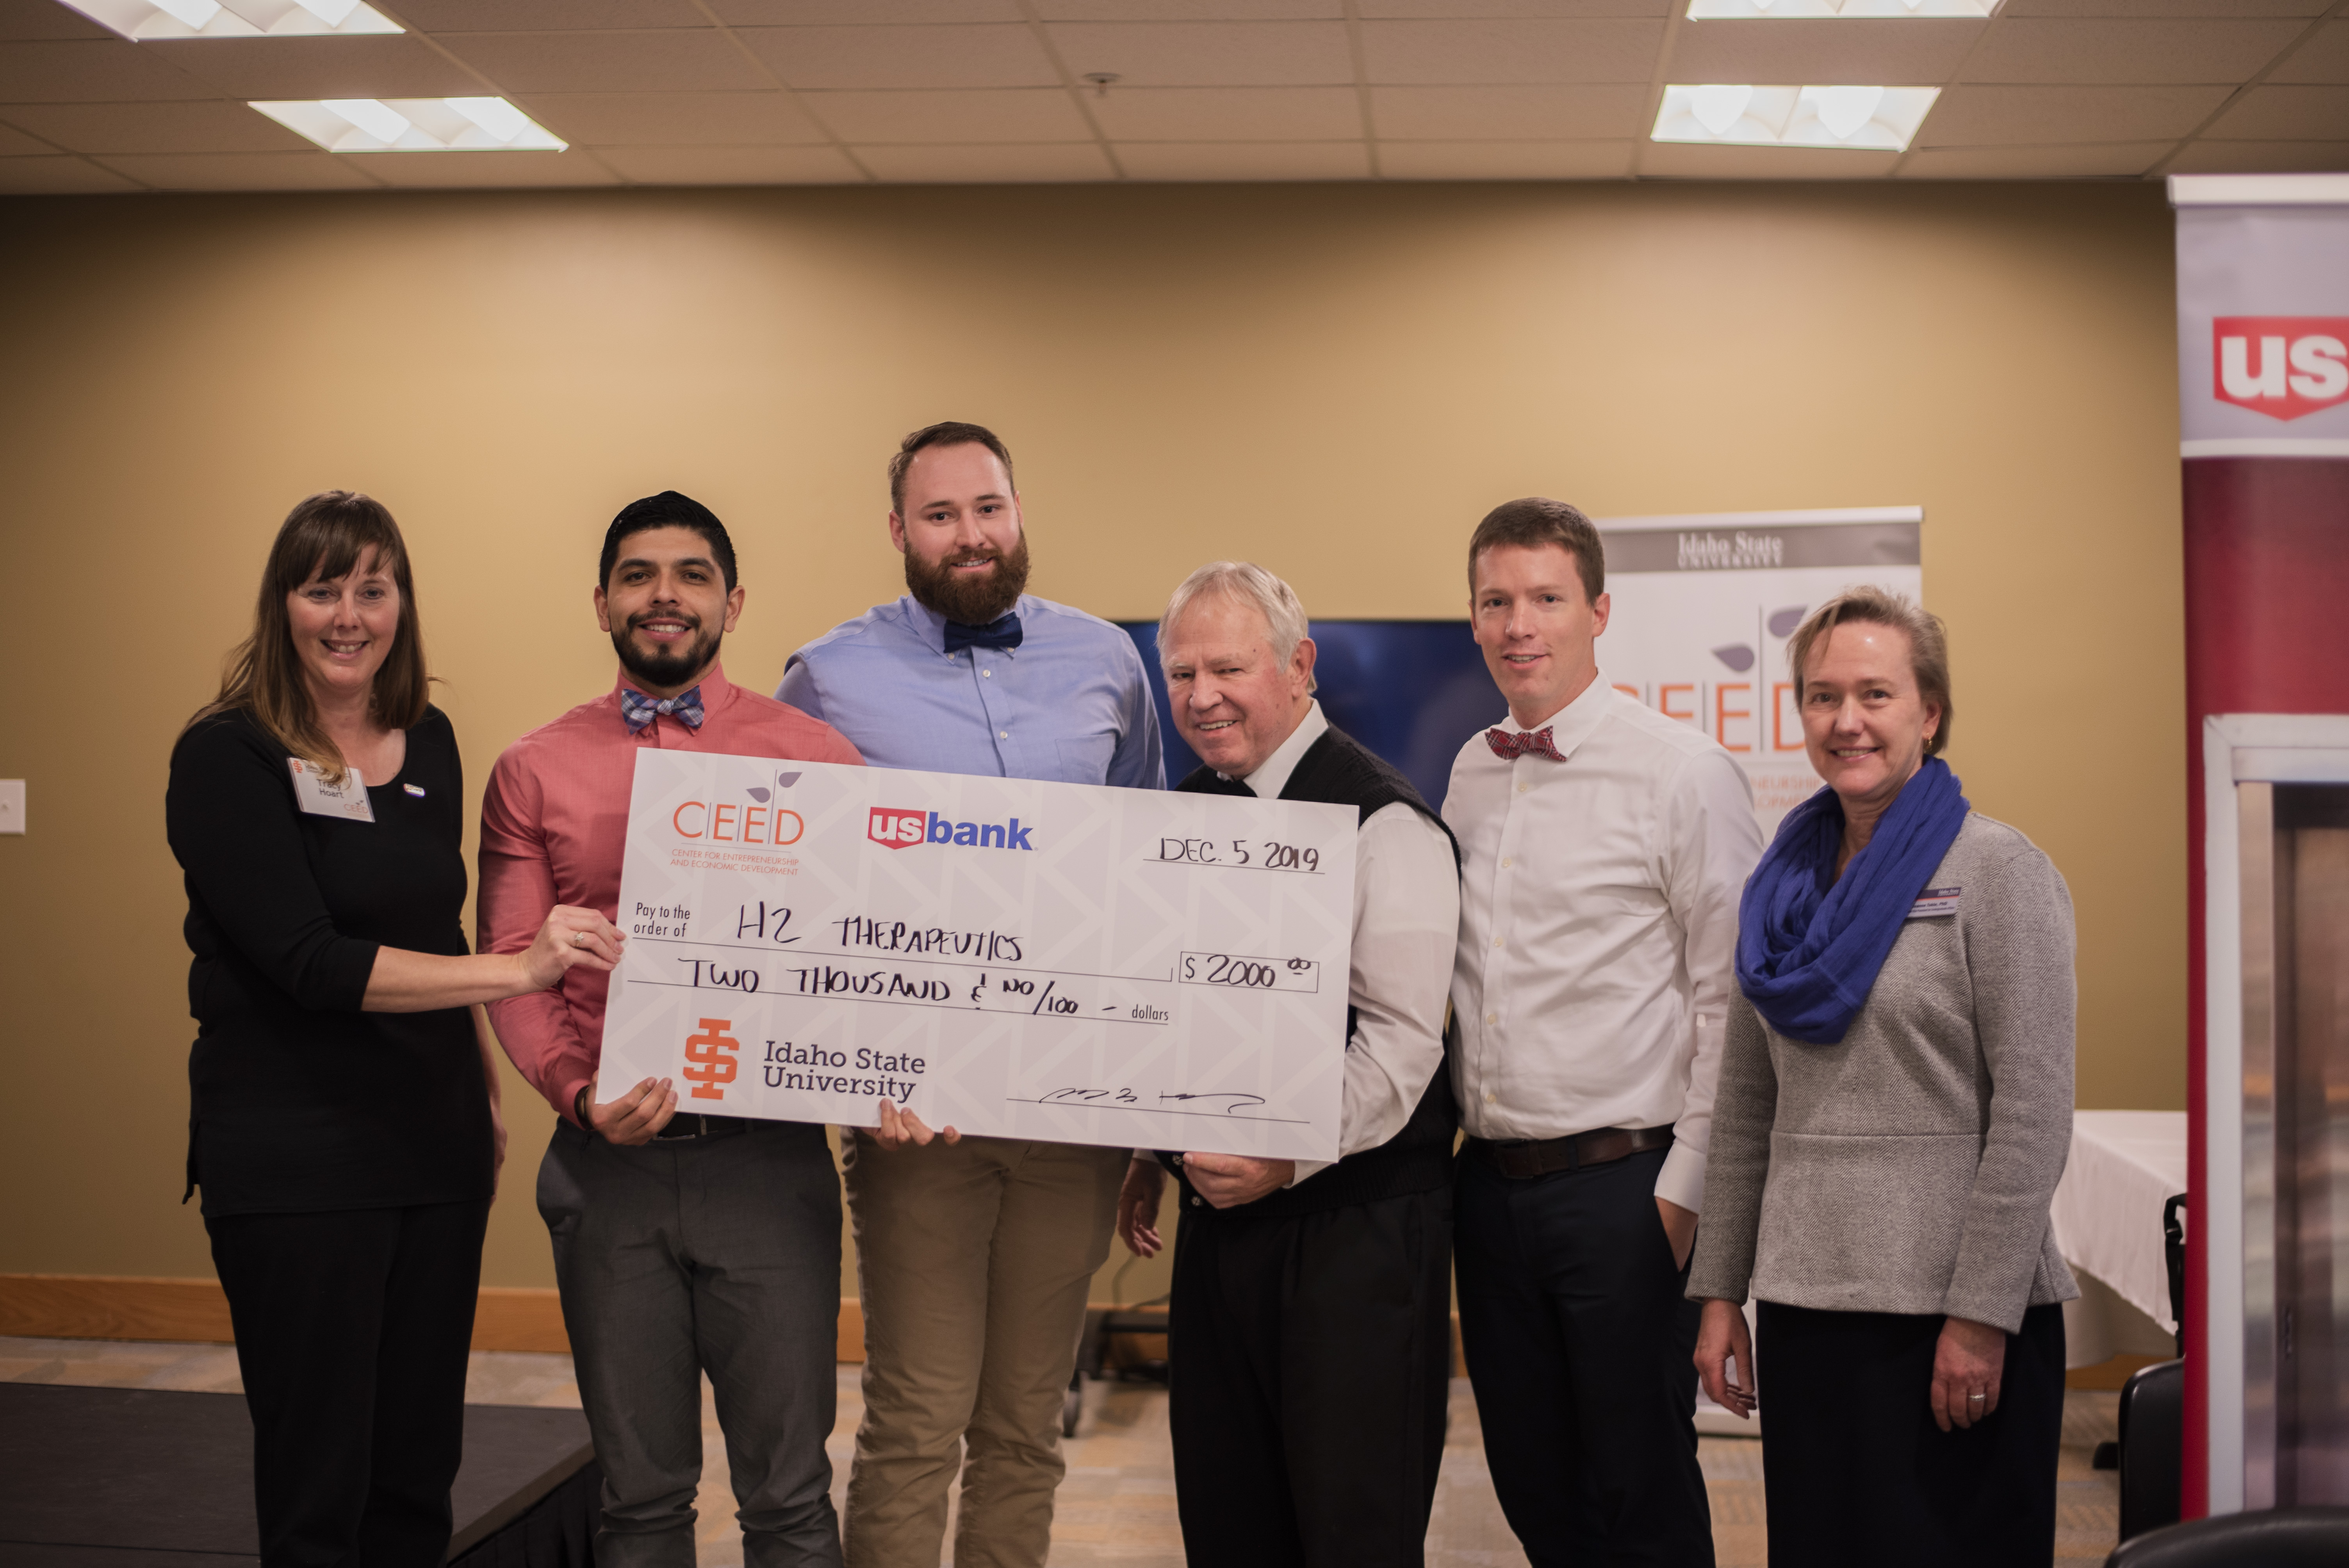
[867,807,1037,852]
[2213,317,2349,421]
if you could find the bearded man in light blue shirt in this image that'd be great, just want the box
[776,421,1162,1568]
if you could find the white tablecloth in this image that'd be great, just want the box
[2049,1110,2188,1335]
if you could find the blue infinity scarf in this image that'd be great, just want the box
[1735,757,1970,1045]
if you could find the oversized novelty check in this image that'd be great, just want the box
[597,752,1358,1160]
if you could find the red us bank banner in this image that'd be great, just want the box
[2171,173,2349,1524]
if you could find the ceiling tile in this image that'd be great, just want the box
[1369,83,1647,139]
[0,99,310,155]
[1044,21,1352,86]
[1377,138,1634,178]
[0,152,137,190]
[1960,20,2308,85]
[1999,1,2325,16]
[436,31,768,94]
[1638,140,1899,177]
[516,92,827,146]
[1917,83,2231,145]
[2167,137,2349,171]
[1668,19,1982,84]
[1039,1,1341,16]
[2205,83,2349,139]
[1359,20,1666,84]
[0,0,112,41]
[1895,141,2171,177]
[1116,138,1367,178]
[742,25,1059,90]
[595,143,864,182]
[94,150,382,189]
[0,39,214,102]
[142,37,483,100]
[850,140,1114,180]
[2270,22,2349,84]
[800,87,1091,143]
[0,118,52,152]
[710,1,1024,20]
[390,0,711,28]
[1361,1,1666,12]
[354,149,625,186]
[1090,85,1360,140]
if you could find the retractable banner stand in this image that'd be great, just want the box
[2172,174,2349,1519]
[1593,509,1923,837]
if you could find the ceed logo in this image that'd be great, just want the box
[672,798,803,845]
[2214,317,2349,421]
[683,1017,740,1101]
[867,806,1036,852]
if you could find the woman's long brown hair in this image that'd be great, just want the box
[186,491,430,782]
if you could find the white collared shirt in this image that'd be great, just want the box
[1229,702,1461,1185]
[1444,672,1764,1214]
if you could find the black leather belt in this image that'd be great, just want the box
[653,1113,752,1141]
[1469,1125,1675,1180]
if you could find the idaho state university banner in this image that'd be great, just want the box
[2173,173,2349,1519]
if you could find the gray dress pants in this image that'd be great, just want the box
[538,1117,844,1568]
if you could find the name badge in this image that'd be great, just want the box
[288,757,375,823]
[1907,886,1960,919]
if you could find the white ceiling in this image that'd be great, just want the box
[0,0,2344,193]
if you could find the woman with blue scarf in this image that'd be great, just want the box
[1687,587,2078,1566]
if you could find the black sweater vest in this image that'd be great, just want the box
[1164,723,1461,1221]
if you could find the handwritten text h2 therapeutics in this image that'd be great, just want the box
[868,806,1036,852]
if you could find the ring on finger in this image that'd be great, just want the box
[574,930,589,946]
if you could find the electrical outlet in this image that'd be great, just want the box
[0,780,20,834]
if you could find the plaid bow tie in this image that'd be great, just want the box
[1486,726,1564,762]
[620,686,705,734]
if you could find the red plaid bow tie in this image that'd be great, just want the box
[1486,726,1564,762]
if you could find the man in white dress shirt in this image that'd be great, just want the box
[1115,561,1462,1567]
[1445,499,1763,1566]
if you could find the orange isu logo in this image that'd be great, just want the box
[683,1017,741,1101]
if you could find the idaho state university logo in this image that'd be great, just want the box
[682,1017,741,1101]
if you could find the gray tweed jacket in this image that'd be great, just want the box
[1686,812,2080,1334]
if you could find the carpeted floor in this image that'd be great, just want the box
[0,1335,2119,1564]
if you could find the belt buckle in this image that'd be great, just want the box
[657,1114,704,1141]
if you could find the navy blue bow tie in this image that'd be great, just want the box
[943,613,1023,654]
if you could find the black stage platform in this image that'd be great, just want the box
[0,1383,598,1565]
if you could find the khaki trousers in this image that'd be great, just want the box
[842,1132,1128,1568]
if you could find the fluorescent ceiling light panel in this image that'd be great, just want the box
[251,98,568,153]
[1687,0,1997,15]
[61,0,400,38]
[1652,84,1939,151]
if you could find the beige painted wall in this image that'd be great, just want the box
[0,180,2184,1293]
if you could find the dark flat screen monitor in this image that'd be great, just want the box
[1119,620,1493,814]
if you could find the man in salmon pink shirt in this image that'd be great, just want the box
[479,491,863,1568]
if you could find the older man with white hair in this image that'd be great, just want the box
[1114,562,1463,1568]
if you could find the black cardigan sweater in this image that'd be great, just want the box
[166,706,491,1217]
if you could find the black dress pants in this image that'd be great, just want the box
[1454,1145,1713,1568]
[1167,1183,1454,1568]
[1756,1299,2067,1568]
[206,1197,492,1568]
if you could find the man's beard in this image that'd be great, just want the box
[904,533,1032,626]
[614,612,722,691]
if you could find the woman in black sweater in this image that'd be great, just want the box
[167,492,624,1567]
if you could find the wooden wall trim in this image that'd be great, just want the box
[0,1275,871,1361]
[0,1274,235,1345]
